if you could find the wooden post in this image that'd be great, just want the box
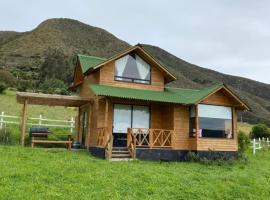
[253,138,256,155]
[149,129,153,148]
[104,98,109,128]
[77,107,81,141]
[20,99,27,146]
[195,105,199,137]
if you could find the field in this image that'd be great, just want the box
[0,146,269,199]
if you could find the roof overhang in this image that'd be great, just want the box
[196,84,250,111]
[85,44,177,84]
[16,92,92,107]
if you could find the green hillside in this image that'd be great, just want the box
[0,18,269,125]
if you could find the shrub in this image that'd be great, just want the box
[0,70,16,87]
[0,82,7,94]
[250,124,270,139]
[238,130,250,154]
[39,78,69,95]
[0,127,12,145]
[184,151,199,162]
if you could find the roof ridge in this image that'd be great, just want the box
[77,54,107,60]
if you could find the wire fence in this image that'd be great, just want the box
[0,112,75,133]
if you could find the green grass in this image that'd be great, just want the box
[0,90,76,119]
[0,146,269,199]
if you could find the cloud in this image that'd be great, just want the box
[0,0,269,84]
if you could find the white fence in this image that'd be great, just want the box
[251,138,270,155]
[0,112,75,133]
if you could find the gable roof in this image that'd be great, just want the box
[89,83,249,110]
[82,45,177,83]
[77,54,107,73]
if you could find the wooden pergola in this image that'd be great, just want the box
[16,92,93,146]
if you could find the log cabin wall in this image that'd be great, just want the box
[173,105,196,150]
[78,69,100,98]
[99,60,165,91]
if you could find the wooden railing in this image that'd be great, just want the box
[127,128,136,158]
[97,127,113,159]
[128,128,175,148]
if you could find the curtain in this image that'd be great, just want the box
[135,55,150,80]
[198,104,232,119]
[132,106,150,129]
[115,55,129,78]
[113,104,132,133]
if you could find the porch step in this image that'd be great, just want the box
[111,147,131,159]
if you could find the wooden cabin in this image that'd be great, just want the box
[69,44,250,160]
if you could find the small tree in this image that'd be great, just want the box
[238,131,250,154]
[0,82,7,94]
[250,124,270,139]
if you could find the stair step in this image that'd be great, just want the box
[111,154,132,158]
[112,151,130,154]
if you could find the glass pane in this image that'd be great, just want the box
[198,104,233,138]
[198,104,232,119]
[113,104,132,134]
[132,106,150,129]
[115,54,150,82]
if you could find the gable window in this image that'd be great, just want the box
[198,104,233,139]
[115,53,151,84]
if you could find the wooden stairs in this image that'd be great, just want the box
[111,147,132,161]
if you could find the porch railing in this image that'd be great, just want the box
[97,127,113,159]
[128,128,175,149]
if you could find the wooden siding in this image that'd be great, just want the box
[99,60,164,91]
[201,88,241,107]
[79,69,100,98]
[173,105,196,150]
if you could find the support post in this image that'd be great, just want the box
[253,138,256,155]
[0,111,4,129]
[20,99,27,146]
[195,105,199,137]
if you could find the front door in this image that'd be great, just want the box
[113,104,150,147]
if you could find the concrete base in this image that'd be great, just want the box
[89,147,105,159]
[136,148,238,161]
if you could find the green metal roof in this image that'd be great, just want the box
[77,54,107,73]
[89,83,223,105]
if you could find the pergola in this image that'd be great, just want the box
[16,92,92,145]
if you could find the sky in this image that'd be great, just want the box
[0,0,269,84]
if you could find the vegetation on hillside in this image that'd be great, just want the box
[0,18,269,125]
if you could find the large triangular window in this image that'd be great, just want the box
[115,53,151,84]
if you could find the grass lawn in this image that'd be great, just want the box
[0,146,270,200]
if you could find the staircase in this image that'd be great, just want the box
[111,147,132,160]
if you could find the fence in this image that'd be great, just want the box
[0,112,75,133]
[251,138,270,155]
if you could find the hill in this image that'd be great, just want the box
[0,18,269,125]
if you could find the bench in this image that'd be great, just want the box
[29,128,72,150]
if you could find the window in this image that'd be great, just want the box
[113,104,150,133]
[115,53,151,84]
[198,104,233,139]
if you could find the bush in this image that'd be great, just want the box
[250,124,270,139]
[39,78,69,95]
[0,127,12,145]
[238,130,250,154]
[0,70,16,87]
[0,82,7,94]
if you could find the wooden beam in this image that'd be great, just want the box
[104,98,109,127]
[20,99,27,146]
[195,105,199,136]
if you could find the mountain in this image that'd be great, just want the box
[0,18,269,125]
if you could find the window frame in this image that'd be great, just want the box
[189,104,234,139]
[114,54,152,85]
[112,103,151,134]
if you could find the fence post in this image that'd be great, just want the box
[253,138,256,155]
[0,112,4,129]
[267,138,270,147]
[70,117,74,134]
[259,138,261,149]
[38,114,42,127]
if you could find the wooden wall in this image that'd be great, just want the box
[201,88,241,107]
[99,60,164,91]
[173,105,196,150]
